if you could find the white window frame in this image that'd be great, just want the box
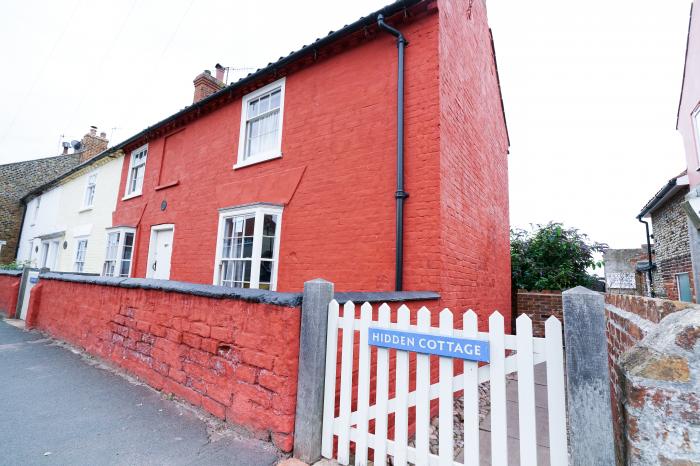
[74,237,89,272]
[234,78,286,169]
[102,227,136,277]
[212,204,283,290]
[81,172,98,210]
[124,144,148,199]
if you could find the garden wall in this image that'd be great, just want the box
[25,273,303,452]
[514,290,562,337]
[605,293,700,464]
[0,269,21,318]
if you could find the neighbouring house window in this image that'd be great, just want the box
[0,240,5,256]
[31,197,41,225]
[236,78,285,167]
[676,272,692,302]
[74,239,88,272]
[103,228,136,277]
[214,204,282,290]
[125,145,148,197]
[83,173,97,208]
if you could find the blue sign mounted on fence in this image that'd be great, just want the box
[368,327,490,362]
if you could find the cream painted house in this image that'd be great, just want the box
[16,151,124,274]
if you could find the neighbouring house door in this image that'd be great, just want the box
[147,227,173,280]
[40,240,60,270]
[677,273,692,302]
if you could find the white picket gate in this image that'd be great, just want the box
[320,301,568,466]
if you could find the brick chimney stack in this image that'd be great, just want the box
[79,126,109,163]
[193,68,225,104]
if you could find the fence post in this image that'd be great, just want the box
[562,286,616,466]
[293,278,335,463]
[14,265,31,319]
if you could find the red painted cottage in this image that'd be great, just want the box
[106,0,510,322]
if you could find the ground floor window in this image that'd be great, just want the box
[74,239,88,272]
[103,227,135,277]
[676,272,692,302]
[214,204,282,290]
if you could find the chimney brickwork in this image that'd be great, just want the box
[79,126,109,163]
[193,70,224,104]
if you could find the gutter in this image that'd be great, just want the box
[637,177,678,219]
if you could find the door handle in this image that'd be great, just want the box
[152,260,157,271]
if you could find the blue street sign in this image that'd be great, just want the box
[29,277,39,284]
[368,327,490,362]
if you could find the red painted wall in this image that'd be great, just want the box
[26,278,301,452]
[0,273,20,318]
[112,0,510,327]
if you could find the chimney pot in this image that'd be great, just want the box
[100,131,107,139]
[215,63,225,82]
[90,126,97,136]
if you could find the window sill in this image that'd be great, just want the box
[155,180,179,191]
[122,192,142,201]
[233,153,282,170]
[79,206,93,213]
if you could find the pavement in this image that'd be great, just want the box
[456,362,552,465]
[0,319,281,466]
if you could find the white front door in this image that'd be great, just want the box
[147,227,174,280]
[39,240,60,270]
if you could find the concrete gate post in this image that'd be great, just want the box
[562,286,616,465]
[293,279,335,463]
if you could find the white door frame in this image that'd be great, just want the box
[146,224,174,279]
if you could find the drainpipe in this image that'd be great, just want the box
[377,13,408,291]
[638,217,656,298]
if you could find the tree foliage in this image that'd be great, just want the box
[511,222,607,291]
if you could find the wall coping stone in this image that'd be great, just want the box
[0,269,23,277]
[333,291,440,304]
[38,272,440,308]
[39,272,303,307]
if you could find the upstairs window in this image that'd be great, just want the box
[74,239,88,272]
[31,197,41,226]
[125,145,148,197]
[103,227,135,277]
[83,173,97,209]
[214,204,282,290]
[236,78,285,168]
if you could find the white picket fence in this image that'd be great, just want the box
[321,301,568,466]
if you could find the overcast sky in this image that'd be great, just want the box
[0,0,692,249]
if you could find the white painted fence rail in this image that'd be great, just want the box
[321,301,568,466]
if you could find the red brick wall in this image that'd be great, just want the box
[0,273,20,318]
[25,278,301,452]
[437,0,511,330]
[110,0,511,329]
[514,290,562,337]
[604,293,695,464]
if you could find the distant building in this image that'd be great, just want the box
[637,172,694,301]
[604,247,653,296]
[0,127,108,265]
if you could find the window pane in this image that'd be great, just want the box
[259,260,272,283]
[261,237,274,259]
[244,216,255,235]
[263,214,277,236]
[270,90,281,109]
[259,95,270,113]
